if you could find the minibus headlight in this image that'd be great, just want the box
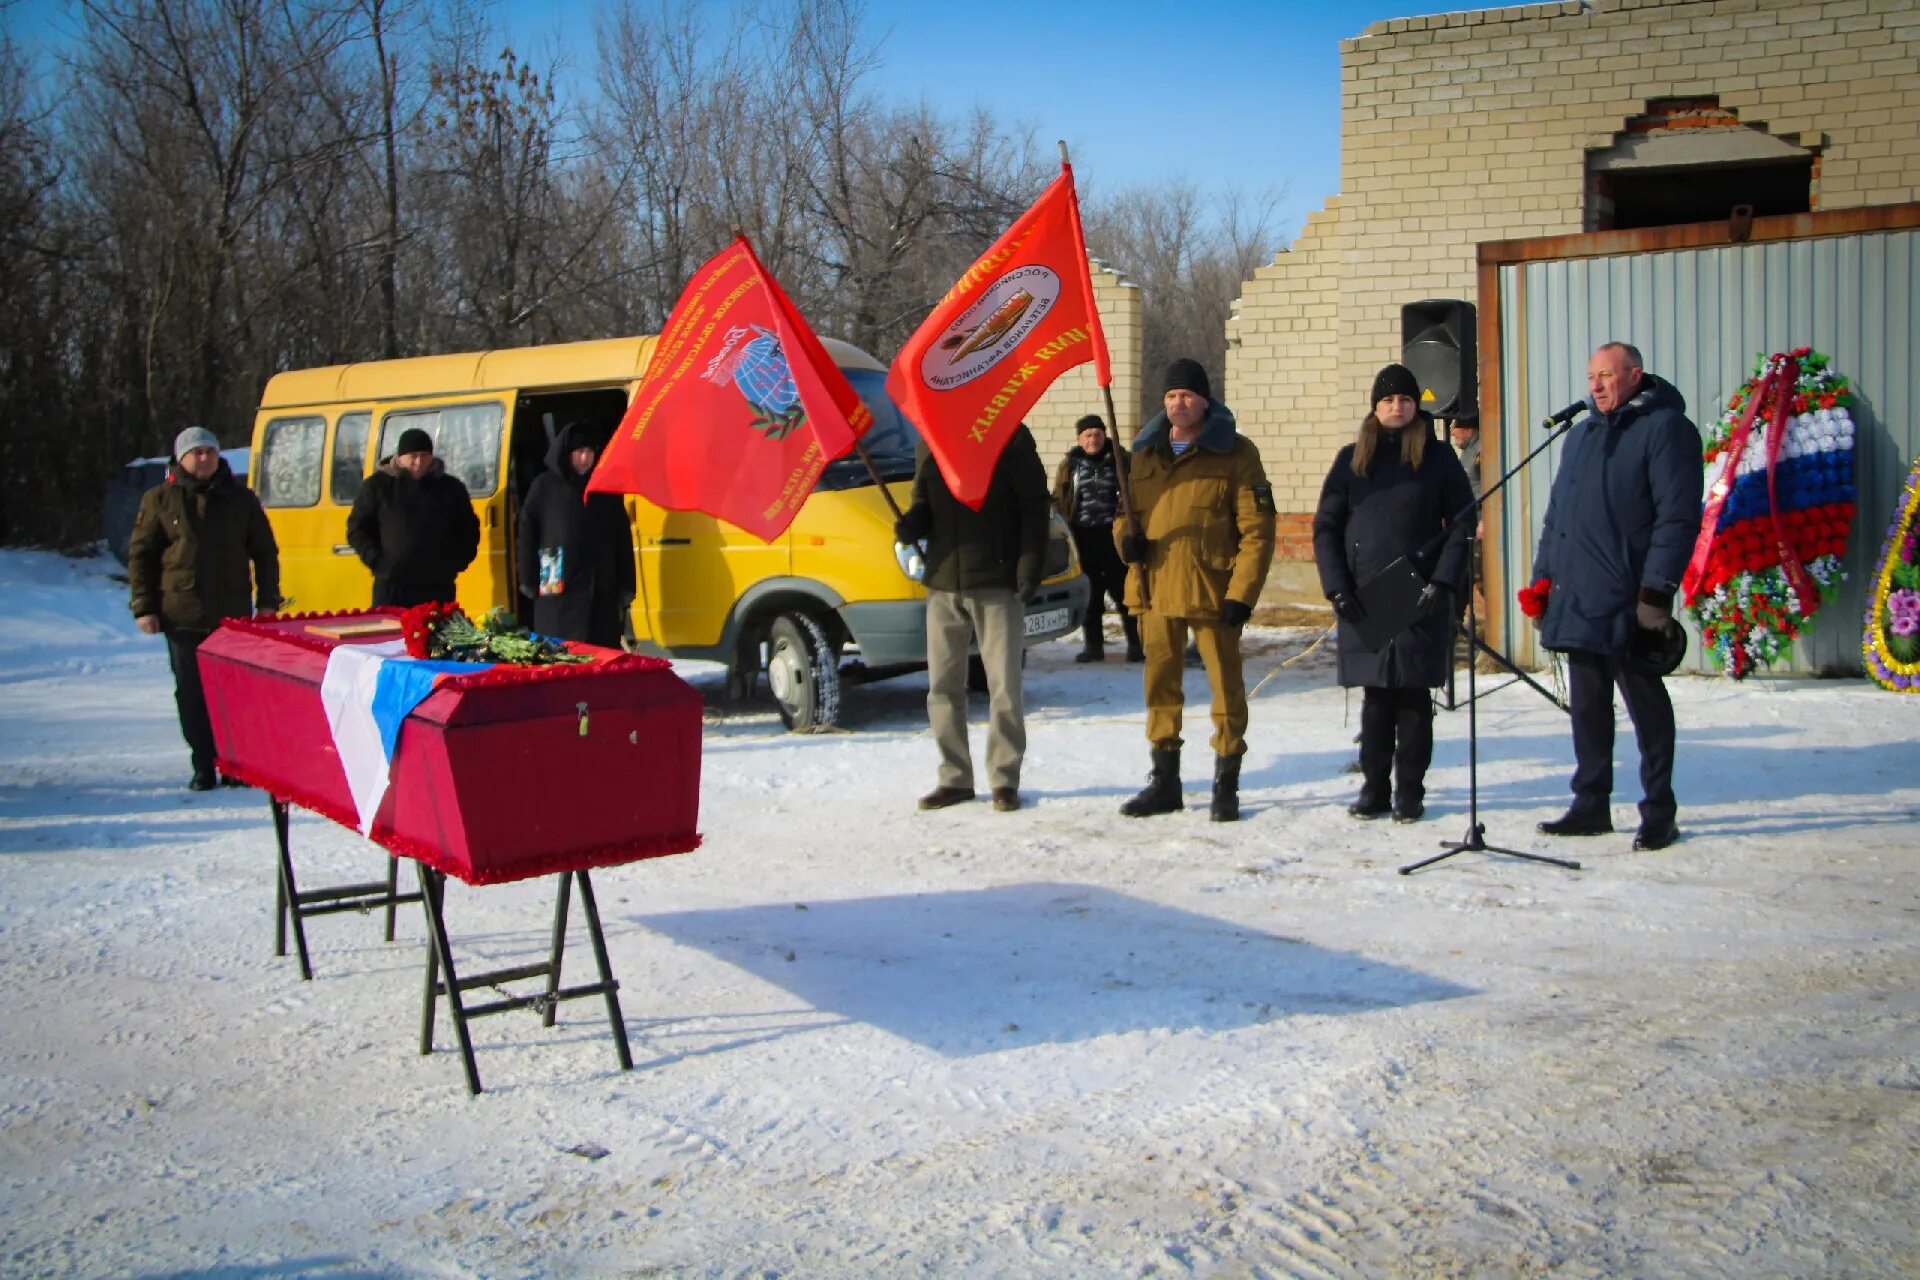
[894,539,927,583]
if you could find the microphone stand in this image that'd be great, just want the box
[1438,416,1568,715]
[1400,408,1587,876]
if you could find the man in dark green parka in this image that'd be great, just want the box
[129,427,282,790]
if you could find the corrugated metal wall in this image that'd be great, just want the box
[1497,228,1920,674]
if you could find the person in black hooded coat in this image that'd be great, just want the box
[1312,363,1474,823]
[516,419,635,647]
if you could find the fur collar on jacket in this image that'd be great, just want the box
[1133,400,1239,454]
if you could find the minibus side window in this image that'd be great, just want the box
[256,415,325,508]
[330,411,372,504]
[377,402,503,497]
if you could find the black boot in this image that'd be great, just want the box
[1348,691,1393,818]
[1074,611,1104,663]
[1120,746,1183,817]
[1393,696,1433,823]
[1121,614,1144,663]
[1210,753,1241,822]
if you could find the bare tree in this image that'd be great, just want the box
[1086,180,1287,420]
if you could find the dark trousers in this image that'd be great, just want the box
[1070,522,1131,652]
[165,628,216,774]
[1565,649,1676,825]
[1357,685,1434,803]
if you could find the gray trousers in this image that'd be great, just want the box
[926,586,1025,791]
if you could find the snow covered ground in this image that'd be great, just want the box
[2,548,1916,1278]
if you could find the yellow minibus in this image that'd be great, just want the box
[250,334,1087,730]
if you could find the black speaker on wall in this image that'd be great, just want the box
[1401,299,1477,420]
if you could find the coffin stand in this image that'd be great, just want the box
[199,612,703,1093]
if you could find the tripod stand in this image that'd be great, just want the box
[1400,412,1585,876]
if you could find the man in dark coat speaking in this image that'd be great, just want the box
[517,419,635,648]
[1530,341,1703,851]
[346,427,481,608]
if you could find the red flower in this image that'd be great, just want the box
[398,601,455,658]
[1517,577,1551,619]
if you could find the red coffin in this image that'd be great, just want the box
[199,614,703,885]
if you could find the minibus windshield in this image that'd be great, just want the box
[814,368,921,490]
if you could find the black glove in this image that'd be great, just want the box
[1015,577,1038,605]
[893,517,915,544]
[1119,532,1150,564]
[1330,592,1364,623]
[1636,586,1673,631]
[1414,583,1441,620]
[1219,599,1251,629]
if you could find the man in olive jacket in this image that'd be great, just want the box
[345,427,481,607]
[1114,359,1276,821]
[129,426,282,790]
[895,423,1050,813]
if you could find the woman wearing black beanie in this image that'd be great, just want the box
[1310,363,1475,822]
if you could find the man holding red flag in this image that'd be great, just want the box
[886,161,1109,511]
[588,236,871,543]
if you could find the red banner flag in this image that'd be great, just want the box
[886,164,1110,509]
[587,236,871,542]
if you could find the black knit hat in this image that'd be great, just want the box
[1162,358,1212,402]
[1074,413,1106,434]
[1370,363,1421,407]
[395,427,434,456]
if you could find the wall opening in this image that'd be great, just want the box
[1586,98,1816,231]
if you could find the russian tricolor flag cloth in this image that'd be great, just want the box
[319,641,490,834]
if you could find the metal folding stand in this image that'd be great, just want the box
[271,797,422,981]
[415,864,633,1095]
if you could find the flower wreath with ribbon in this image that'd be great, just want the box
[1679,347,1855,678]
[1862,451,1920,693]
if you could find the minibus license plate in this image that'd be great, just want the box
[1024,607,1068,638]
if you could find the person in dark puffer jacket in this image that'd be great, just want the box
[1312,363,1475,824]
[1051,414,1139,663]
[129,426,282,791]
[516,419,635,648]
[1530,341,1704,852]
[345,427,481,608]
[895,423,1050,814]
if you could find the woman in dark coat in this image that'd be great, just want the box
[1312,363,1475,822]
[516,419,636,647]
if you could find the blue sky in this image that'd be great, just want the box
[5,0,1476,236]
[497,0,1476,235]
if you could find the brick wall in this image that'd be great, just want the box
[1232,0,1920,599]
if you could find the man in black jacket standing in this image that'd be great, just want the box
[129,427,281,790]
[895,424,1050,813]
[1531,342,1703,851]
[346,427,481,607]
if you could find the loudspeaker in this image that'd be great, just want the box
[1401,299,1477,420]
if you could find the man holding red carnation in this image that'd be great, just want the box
[1527,342,1703,852]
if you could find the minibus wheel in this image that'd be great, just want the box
[766,612,840,732]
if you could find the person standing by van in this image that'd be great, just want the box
[516,420,635,648]
[1052,414,1140,663]
[346,427,480,608]
[895,423,1050,813]
[129,427,282,791]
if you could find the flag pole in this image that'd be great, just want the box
[854,437,906,522]
[1057,140,1134,532]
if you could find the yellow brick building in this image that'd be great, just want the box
[1229,0,1920,599]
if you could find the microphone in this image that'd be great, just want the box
[1540,397,1591,429]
